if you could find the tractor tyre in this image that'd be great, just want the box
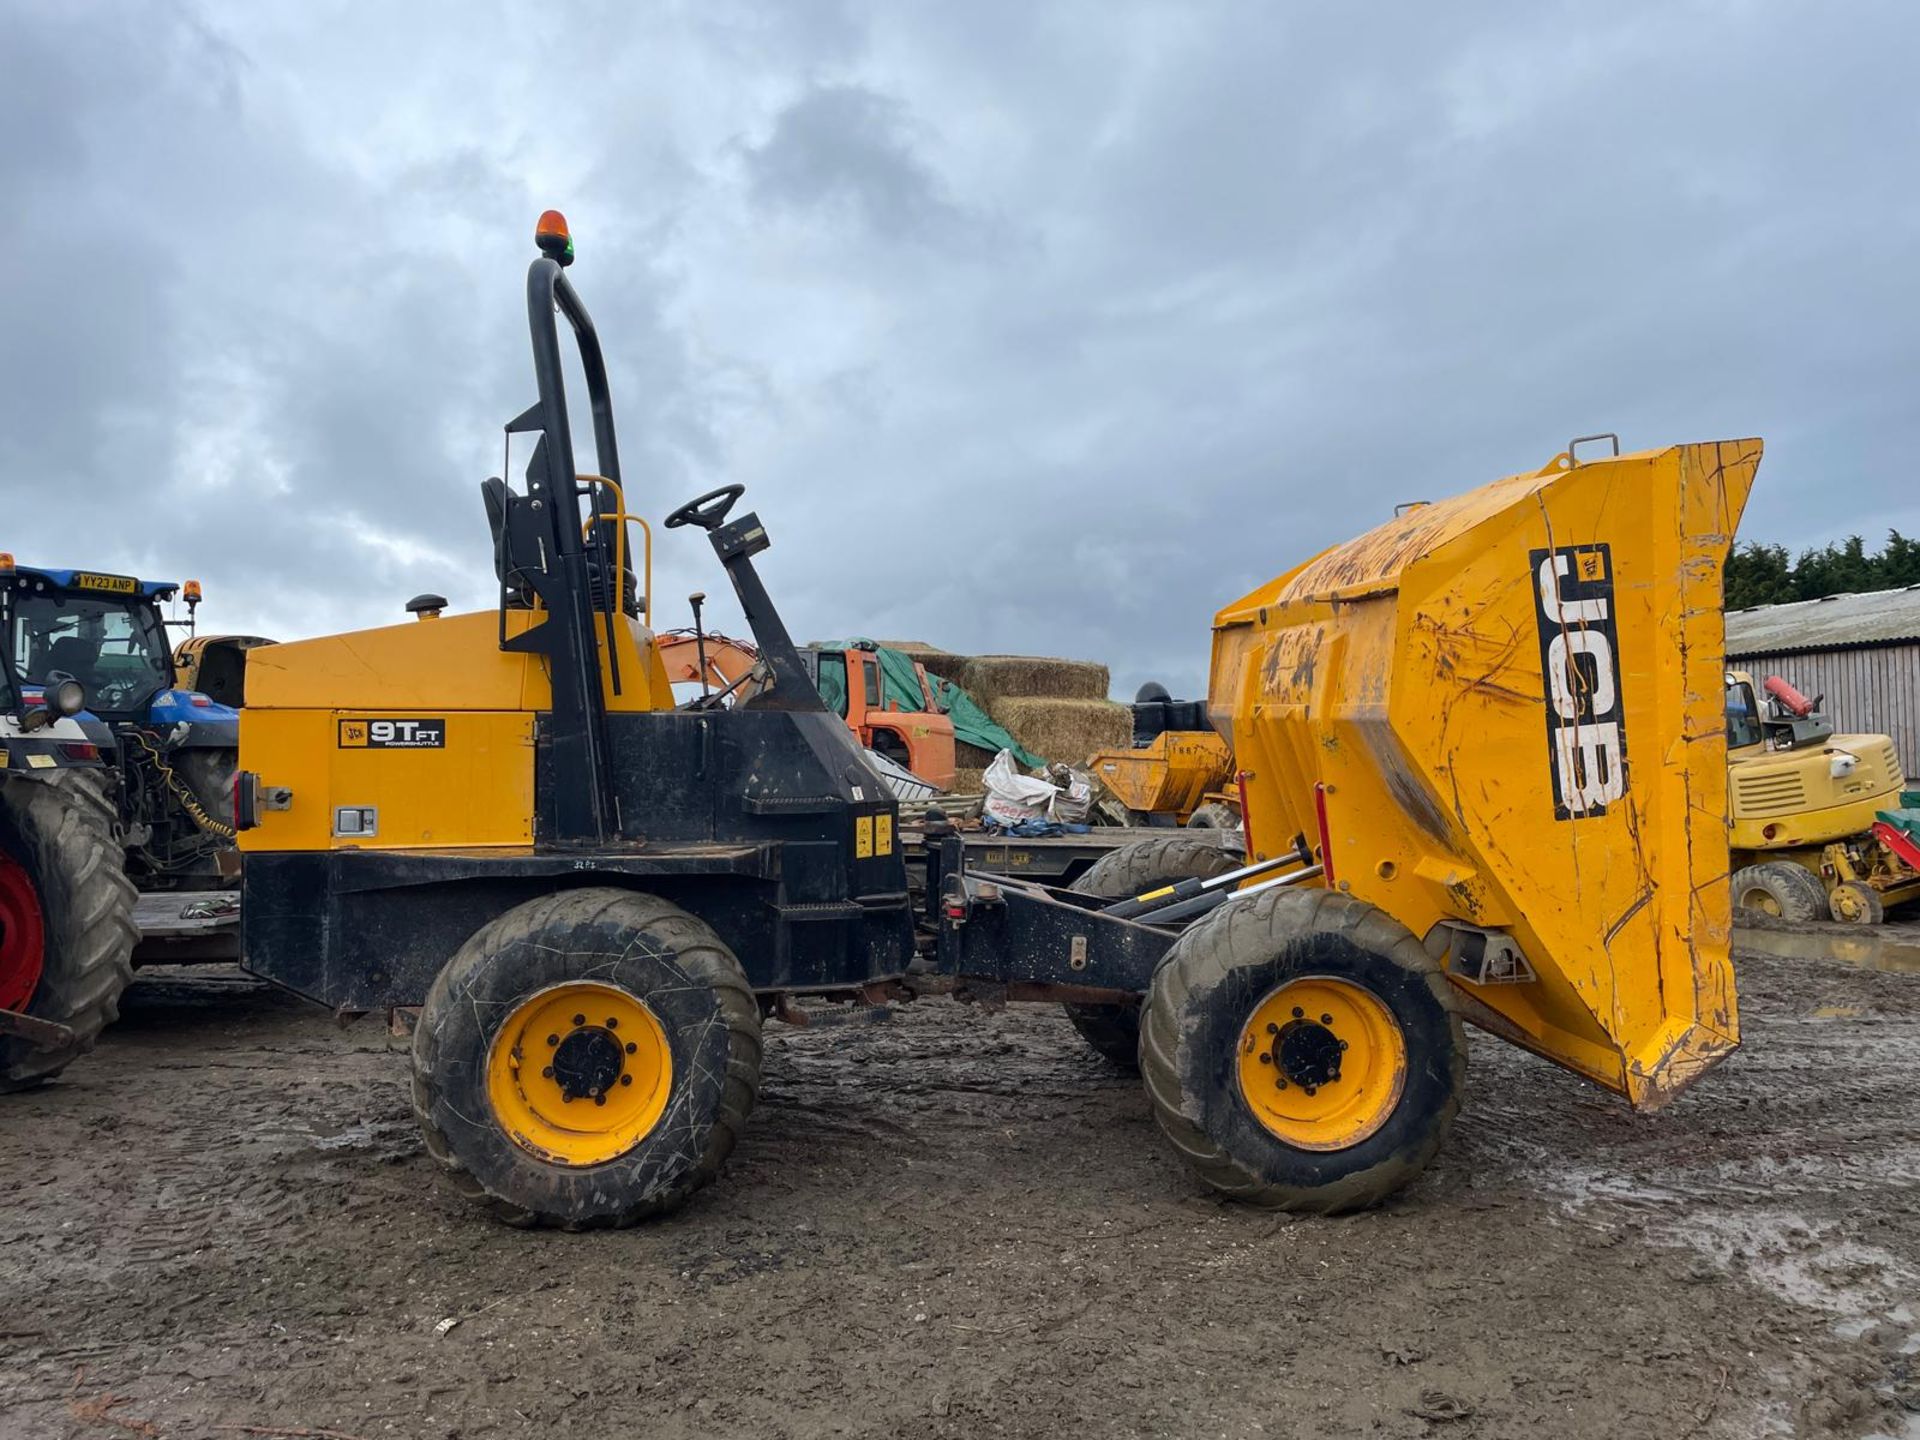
[0,773,139,1091]
[411,887,762,1228]
[1062,835,1242,1070]
[1140,886,1465,1214]
[1730,862,1827,923]
[1828,880,1886,926]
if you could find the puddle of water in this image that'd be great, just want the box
[1735,922,1920,974]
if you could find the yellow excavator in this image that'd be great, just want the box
[1726,669,1920,923]
[226,215,1761,1223]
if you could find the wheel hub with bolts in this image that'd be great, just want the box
[485,981,672,1164]
[547,1020,631,1105]
[1235,975,1408,1152]
[1264,1008,1350,1095]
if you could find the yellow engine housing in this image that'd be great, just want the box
[239,608,672,852]
[1728,733,1905,850]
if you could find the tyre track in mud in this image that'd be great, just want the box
[1,954,1916,1439]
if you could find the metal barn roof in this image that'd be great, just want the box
[1726,586,1920,658]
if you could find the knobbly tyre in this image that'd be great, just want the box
[233,215,1759,1225]
[0,584,140,1089]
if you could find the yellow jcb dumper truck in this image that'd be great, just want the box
[1726,669,1920,923]
[226,215,1758,1224]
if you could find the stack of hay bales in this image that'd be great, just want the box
[960,654,1127,767]
[874,642,1132,793]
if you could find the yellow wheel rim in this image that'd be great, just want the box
[485,982,673,1166]
[1235,976,1407,1152]
[1741,887,1783,917]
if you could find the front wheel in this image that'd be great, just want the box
[410,887,762,1227]
[1140,886,1465,1214]
[1828,879,1886,925]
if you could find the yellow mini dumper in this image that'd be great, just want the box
[234,216,1758,1223]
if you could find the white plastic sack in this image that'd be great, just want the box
[982,748,1058,827]
[1049,766,1093,825]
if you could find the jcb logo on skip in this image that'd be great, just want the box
[1530,544,1628,819]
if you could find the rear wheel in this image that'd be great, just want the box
[1062,835,1241,1069]
[1186,802,1241,832]
[1730,861,1827,922]
[1140,886,1465,1213]
[1829,879,1886,925]
[0,773,138,1090]
[411,887,761,1227]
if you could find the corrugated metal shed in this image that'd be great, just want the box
[1725,586,1920,657]
[1727,588,1920,780]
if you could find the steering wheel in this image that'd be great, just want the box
[664,484,746,532]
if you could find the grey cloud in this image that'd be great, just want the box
[741,83,968,243]
[2,1,1915,703]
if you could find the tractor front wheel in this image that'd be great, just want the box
[0,773,139,1090]
[410,887,761,1228]
[1140,886,1465,1214]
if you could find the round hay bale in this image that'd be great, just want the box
[959,654,1110,706]
[993,697,1132,767]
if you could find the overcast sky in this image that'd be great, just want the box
[3,2,1913,698]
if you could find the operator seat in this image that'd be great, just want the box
[481,476,644,619]
[44,636,99,684]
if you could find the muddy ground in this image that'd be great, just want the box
[3,944,1918,1440]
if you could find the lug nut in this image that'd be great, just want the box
[561,1093,574,1104]
[1275,1078,1288,1090]
[572,1013,586,1026]
[542,1066,555,1079]
[1266,1022,1279,1036]
[620,1074,633,1087]
[1291,1007,1304,1019]
[1258,1052,1272,1065]
[1304,1085,1317,1097]
[1320,1013,1333,1025]
[625,1042,637,1055]
[1338,1040,1349,1052]
[547,1034,559,1047]
[594,1094,607,1107]
[606,1016,619,1029]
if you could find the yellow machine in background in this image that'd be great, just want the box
[1090,727,1233,821]
[1725,668,1920,924]
[173,633,277,710]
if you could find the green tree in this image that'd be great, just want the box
[1723,542,1796,609]
[1726,529,1920,608]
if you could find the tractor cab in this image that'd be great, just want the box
[0,565,236,741]
[1,563,239,887]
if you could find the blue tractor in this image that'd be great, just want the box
[0,562,241,891]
